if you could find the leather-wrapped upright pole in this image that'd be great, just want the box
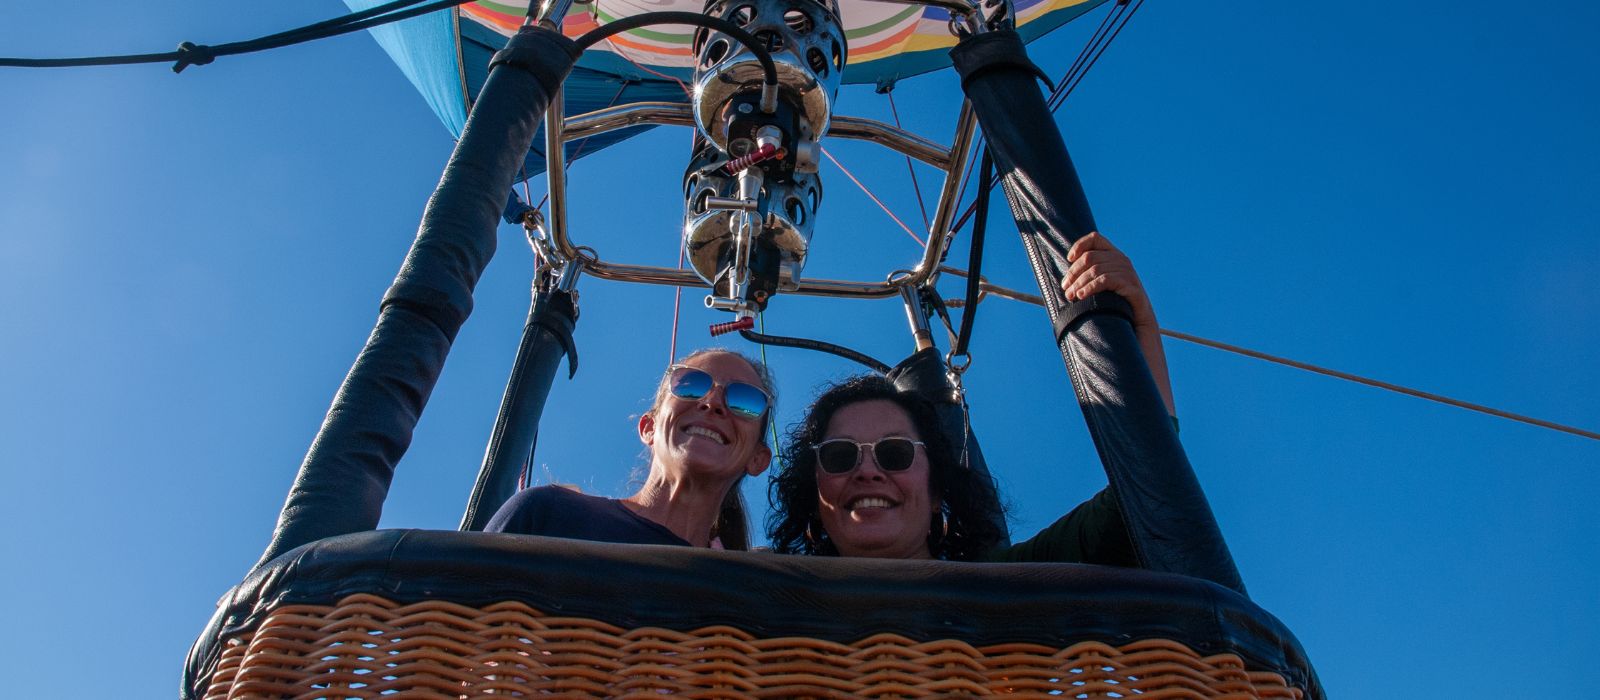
[184,26,582,698]
[460,288,579,531]
[251,26,581,569]
[950,30,1245,594]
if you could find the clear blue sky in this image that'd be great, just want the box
[2,2,1596,697]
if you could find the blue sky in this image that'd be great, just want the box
[2,1,1596,697]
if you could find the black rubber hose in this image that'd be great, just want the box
[739,329,891,375]
[573,11,778,89]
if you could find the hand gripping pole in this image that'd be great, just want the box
[949,30,1245,594]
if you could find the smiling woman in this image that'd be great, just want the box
[815,399,942,559]
[768,373,1138,563]
[767,235,1172,563]
[487,348,775,549]
[769,374,1008,561]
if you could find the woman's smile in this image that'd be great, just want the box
[815,399,935,559]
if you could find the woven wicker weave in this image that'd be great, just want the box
[204,593,1300,699]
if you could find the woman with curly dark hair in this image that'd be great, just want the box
[767,232,1164,563]
[766,374,1007,560]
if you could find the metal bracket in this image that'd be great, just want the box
[537,94,979,303]
[898,283,936,352]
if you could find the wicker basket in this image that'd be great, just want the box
[186,531,1321,699]
[207,593,1298,698]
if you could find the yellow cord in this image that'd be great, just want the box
[759,312,779,448]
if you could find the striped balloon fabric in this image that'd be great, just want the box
[345,0,1106,174]
[461,0,1107,85]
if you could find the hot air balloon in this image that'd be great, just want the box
[160,0,1326,696]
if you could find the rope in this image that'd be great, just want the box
[669,202,688,364]
[668,247,686,364]
[886,91,932,233]
[521,170,535,225]
[759,313,781,448]
[1159,329,1600,442]
[25,0,1574,445]
[576,80,631,158]
[667,127,707,365]
[1050,0,1144,111]
[950,134,988,240]
[819,145,924,246]
[948,271,1595,441]
[604,20,693,99]
[1047,0,1141,112]
[1,0,471,72]
[532,80,629,212]
[1051,0,1124,109]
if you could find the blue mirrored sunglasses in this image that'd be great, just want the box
[668,366,770,421]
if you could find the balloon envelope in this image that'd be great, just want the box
[349,0,1109,175]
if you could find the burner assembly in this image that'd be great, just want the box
[682,0,845,316]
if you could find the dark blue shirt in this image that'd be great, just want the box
[486,485,690,547]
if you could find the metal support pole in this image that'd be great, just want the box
[899,285,935,352]
[545,87,569,254]
[562,103,953,169]
[533,0,577,28]
[911,100,978,284]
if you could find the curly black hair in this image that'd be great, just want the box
[766,374,1006,560]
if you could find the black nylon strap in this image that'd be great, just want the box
[530,292,579,378]
[490,36,583,97]
[953,149,994,362]
[950,30,1055,91]
[1052,291,1135,345]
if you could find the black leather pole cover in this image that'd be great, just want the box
[950,30,1244,594]
[182,28,580,698]
[249,27,579,571]
[459,289,579,531]
[886,347,1009,546]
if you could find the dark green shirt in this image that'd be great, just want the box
[981,487,1137,566]
[981,416,1176,565]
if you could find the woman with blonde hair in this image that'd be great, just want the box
[489,348,775,550]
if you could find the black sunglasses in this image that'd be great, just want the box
[812,437,925,474]
[668,366,771,421]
